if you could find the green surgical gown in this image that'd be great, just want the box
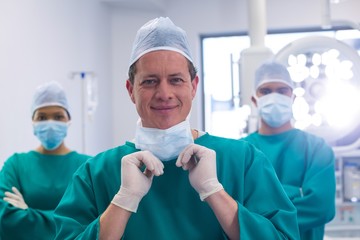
[244,129,336,240]
[0,151,90,240]
[54,133,300,239]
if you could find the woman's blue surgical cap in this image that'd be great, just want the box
[128,17,193,68]
[31,81,70,119]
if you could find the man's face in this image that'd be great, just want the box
[256,82,293,99]
[252,81,293,108]
[126,50,198,129]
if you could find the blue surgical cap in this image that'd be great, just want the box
[254,61,294,91]
[31,81,70,119]
[128,17,193,68]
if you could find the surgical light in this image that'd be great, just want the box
[275,35,360,143]
[312,53,322,66]
[293,87,306,97]
[292,96,310,121]
[309,65,320,79]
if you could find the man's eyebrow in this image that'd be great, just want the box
[142,74,158,78]
[259,87,271,91]
[170,72,183,75]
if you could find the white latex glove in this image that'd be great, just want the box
[176,144,223,201]
[3,186,28,210]
[111,151,164,213]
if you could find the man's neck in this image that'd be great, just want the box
[258,121,293,135]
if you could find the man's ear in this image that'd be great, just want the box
[251,96,258,107]
[191,76,199,99]
[126,79,136,104]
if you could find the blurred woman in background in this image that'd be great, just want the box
[0,81,91,240]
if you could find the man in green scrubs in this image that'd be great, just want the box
[244,61,336,240]
[0,81,91,240]
[54,17,300,240]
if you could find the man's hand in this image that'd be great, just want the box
[176,144,223,201]
[112,151,164,212]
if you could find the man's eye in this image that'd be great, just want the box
[141,79,157,86]
[259,89,271,95]
[170,78,184,84]
[278,88,292,95]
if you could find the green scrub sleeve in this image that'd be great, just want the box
[286,140,336,232]
[237,150,300,240]
[0,201,55,239]
[0,155,18,198]
[54,164,101,239]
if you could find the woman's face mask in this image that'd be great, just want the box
[33,120,69,151]
[257,93,293,128]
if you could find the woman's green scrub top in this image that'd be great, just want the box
[0,151,90,240]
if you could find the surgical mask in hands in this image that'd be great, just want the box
[33,120,68,150]
[134,119,194,161]
[257,93,293,128]
[3,187,28,210]
[176,144,223,201]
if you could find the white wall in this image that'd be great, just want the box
[0,0,113,167]
[110,0,360,146]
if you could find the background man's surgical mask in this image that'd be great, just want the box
[257,93,293,128]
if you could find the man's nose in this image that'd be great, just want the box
[155,81,173,99]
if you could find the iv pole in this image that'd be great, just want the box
[69,71,97,153]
